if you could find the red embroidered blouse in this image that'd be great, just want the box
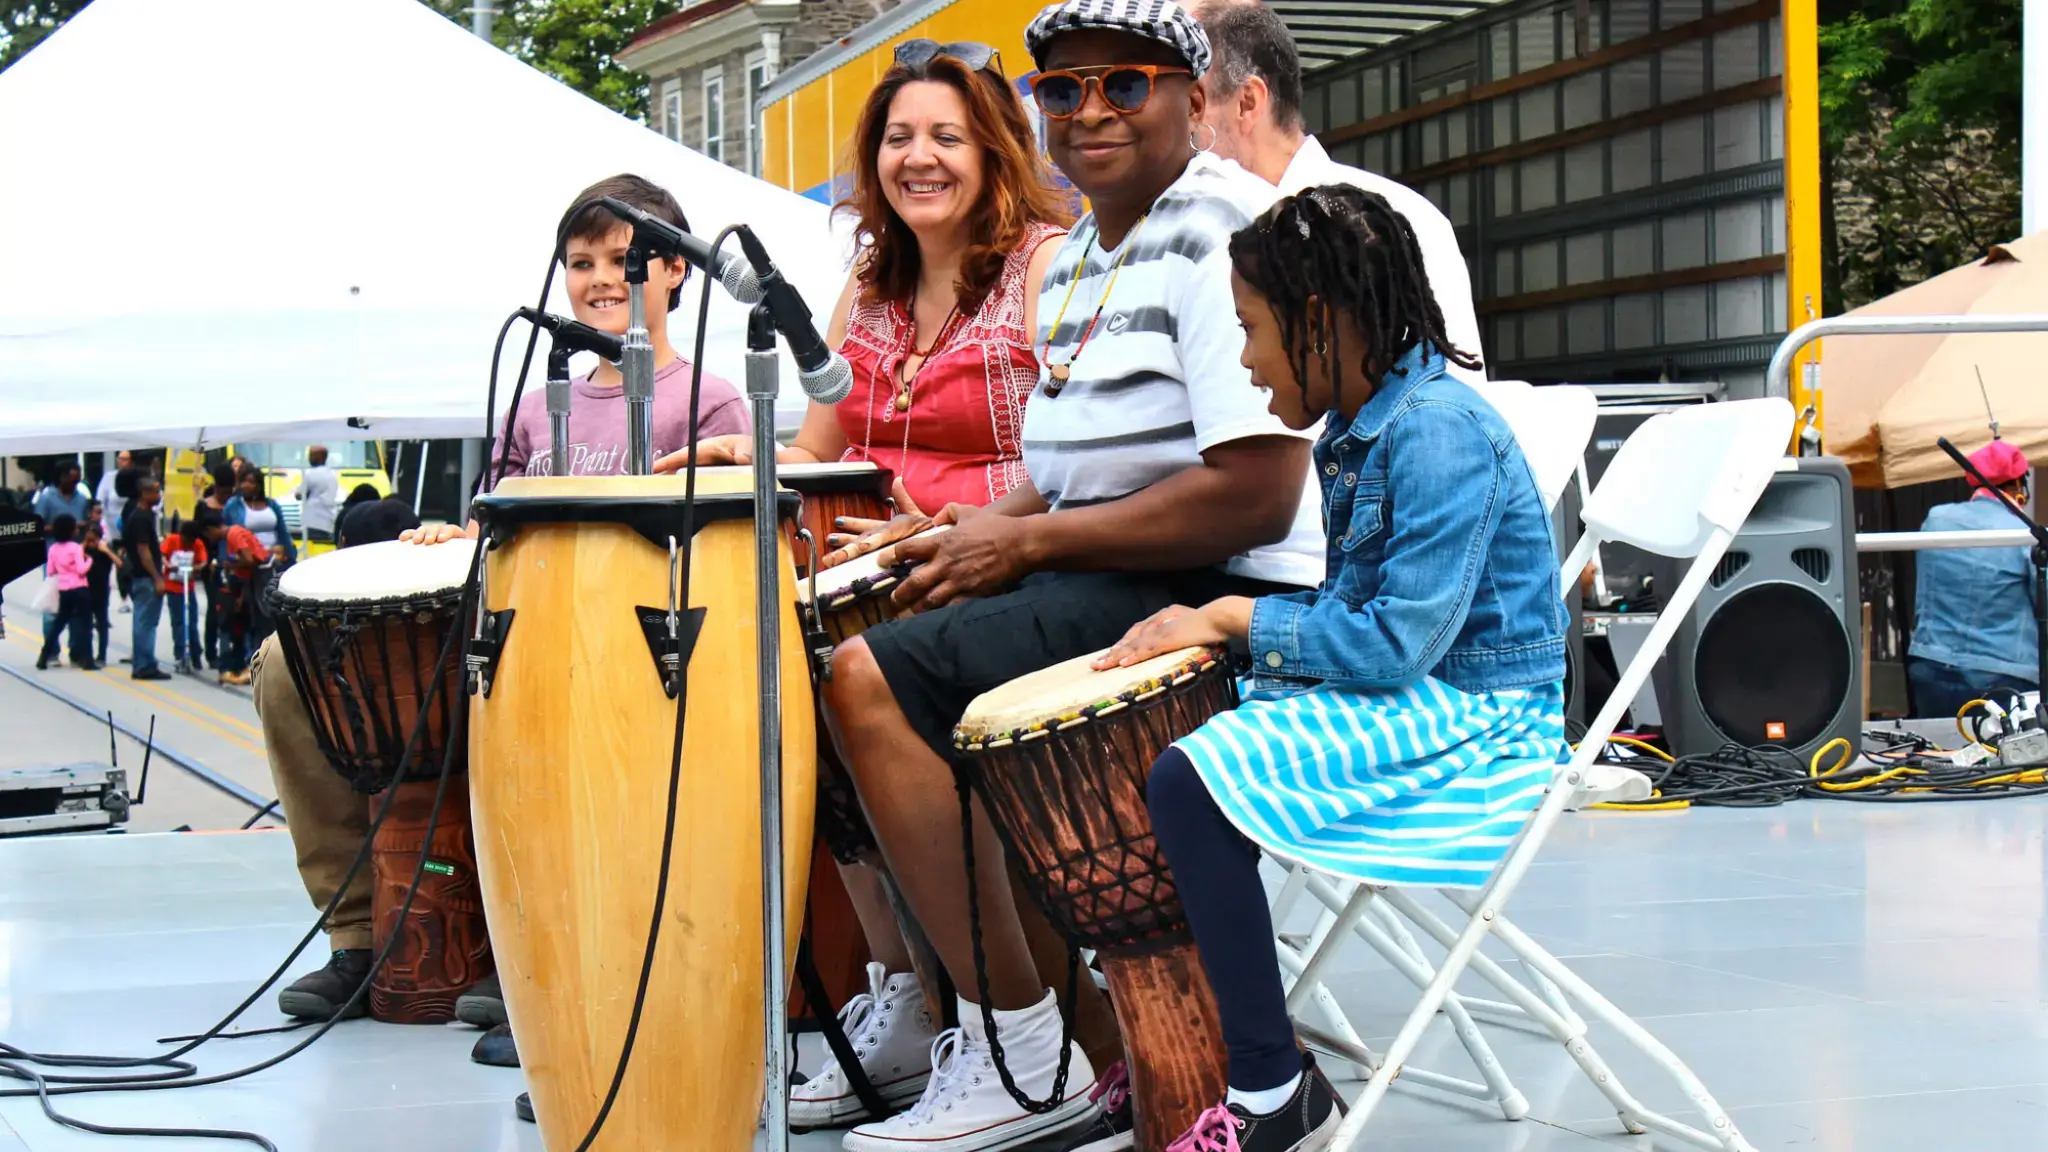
[835,222,1067,511]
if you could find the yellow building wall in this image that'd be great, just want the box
[762,0,1048,201]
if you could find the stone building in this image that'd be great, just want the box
[617,0,903,178]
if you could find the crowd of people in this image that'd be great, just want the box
[23,447,396,686]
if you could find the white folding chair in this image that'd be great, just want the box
[1271,383,1598,1115]
[1282,398,1792,1152]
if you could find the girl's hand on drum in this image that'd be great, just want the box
[400,522,478,546]
[1094,598,1254,669]
[654,435,751,473]
[886,511,1026,613]
[822,513,933,569]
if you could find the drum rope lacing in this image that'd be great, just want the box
[952,649,1226,1111]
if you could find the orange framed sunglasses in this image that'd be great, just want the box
[1028,64,1193,119]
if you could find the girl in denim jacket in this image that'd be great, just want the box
[1094,185,1567,1152]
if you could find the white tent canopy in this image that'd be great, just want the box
[0,0,853,455]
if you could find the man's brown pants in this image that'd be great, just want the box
[251,634,373,951]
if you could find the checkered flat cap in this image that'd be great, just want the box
[1025,0,1213,78]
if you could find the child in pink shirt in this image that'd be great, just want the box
[38,514,98,670]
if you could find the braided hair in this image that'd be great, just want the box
[1228,184,1480,412]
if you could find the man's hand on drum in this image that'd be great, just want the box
[881,504,1024,613]
[399,522,479,546]
[1094,597,1255,669]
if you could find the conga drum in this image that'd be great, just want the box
[700,461,893,576]
[468,473,816,1151]
[953,647,1237,1151]
[267,540,493,1025]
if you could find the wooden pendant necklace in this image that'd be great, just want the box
[893,300,961,414]
[1042,212,1149,397]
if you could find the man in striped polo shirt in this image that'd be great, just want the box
[819,3,1326,1149]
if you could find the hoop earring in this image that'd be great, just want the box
[1189,122,1217,154]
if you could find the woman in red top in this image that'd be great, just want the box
[682,41,1069,516]
[673,41,1106,1126]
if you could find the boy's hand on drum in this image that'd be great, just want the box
[655,435,751,472]
[886,508,1026,613]
[822,513,933,568]
[400,522,479,546]
[1094,597,1255,669]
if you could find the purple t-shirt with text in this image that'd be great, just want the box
[499,357,749,480]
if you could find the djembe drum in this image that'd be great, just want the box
[467,473,815,1151]
[267,540,493,1025]
[953,647,1237,1151]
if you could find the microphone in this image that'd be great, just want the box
[734,225,854,404]
[517,307,626,362]
[594,197,763,304]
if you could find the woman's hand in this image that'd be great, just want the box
[820,512,934,569]
[890,478,924,519]
[884,506,1026,613]
[1093,598,1254,670]
[400,522,480,546]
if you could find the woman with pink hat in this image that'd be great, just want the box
[1908,439,2040,714]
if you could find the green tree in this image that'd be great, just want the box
[0,0,88,71]
[1818,0,2022,311]
[422,0,667,119]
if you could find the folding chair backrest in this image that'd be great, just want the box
[1561,397,1794,761]
[1472,381,1597,514]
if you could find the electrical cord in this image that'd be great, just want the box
[1589,727,2048,810]
[0,552,479,1148]
[564,224,735,1152]
[0,249,558,1148]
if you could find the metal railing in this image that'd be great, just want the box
[1766,313,2048,401]
[1857,529,2039,552]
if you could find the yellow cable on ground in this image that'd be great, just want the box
[1957,698,1996,753]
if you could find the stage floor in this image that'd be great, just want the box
[0,801,2044,1152]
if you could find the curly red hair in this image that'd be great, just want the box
[838,54,1072,309]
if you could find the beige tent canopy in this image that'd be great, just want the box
[1821,232,2048,489]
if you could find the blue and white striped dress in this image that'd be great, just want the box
[1174,676,1565,888]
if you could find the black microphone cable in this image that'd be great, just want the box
[0,258,559,1148]
[565,224,737,1152]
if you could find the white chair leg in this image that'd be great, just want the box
[1375,887,1585,1037]
[1481,910,1758,1152]
[1282,880,1528,1120]
[1275,928,1374,1082]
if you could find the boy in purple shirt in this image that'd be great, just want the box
[409,172,750,542]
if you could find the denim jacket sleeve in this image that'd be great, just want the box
[223,497,246,528]
[1246,401,1506,686]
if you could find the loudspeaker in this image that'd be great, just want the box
[1652,457,1862,763]
[1554,482,1586,728]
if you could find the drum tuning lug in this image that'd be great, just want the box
[465,609,516,698]
[635,604,707,700]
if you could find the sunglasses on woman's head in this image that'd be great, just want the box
[895,39,1003,75]
[1028,64,1191,120]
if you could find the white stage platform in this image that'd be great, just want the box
[1,803,2046,1151]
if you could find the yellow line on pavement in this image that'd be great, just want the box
[3,632,266,756]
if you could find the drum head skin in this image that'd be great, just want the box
[955,646,1225,750]
[802,525,952,607]
[276,539,478,603]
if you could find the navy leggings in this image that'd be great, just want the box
[1148,746,1300,1092]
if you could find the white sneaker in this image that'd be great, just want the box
[842,991,1098,1152]
[789,962,936,1128]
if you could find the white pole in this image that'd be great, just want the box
[470,1,493,41]
[2028,0,2047,234]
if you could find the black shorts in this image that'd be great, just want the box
[863,568,1292,755]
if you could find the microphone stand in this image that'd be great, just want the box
[545,344,573,478]
[1938,437,2048,695]
[623,244,656,474]
[745,302,792,1152]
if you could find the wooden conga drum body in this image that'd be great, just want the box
[468,474,815,1151]
[955,648,1237,1152]
[269,541,493,1025]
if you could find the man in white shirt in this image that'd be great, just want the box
[95,450,131,535]
[1188,0,1488,385]
[293,445,340,543]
